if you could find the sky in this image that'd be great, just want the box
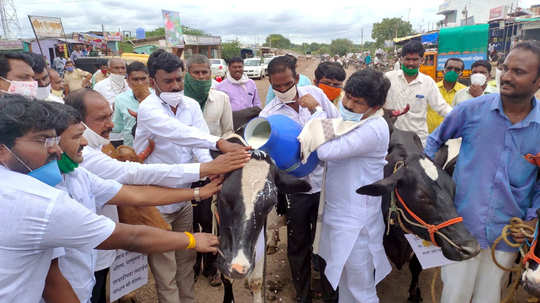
[10,0,538,44]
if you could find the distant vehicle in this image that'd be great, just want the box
[241,48,255,59]
[261,57,274,76]
[210,58,227,78]
[243,57,265,80]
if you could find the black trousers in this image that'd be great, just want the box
[286,192,337,303]
[192,181,218,277]
[90,268,108,303]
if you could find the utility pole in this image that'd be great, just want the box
[0,0,21,39]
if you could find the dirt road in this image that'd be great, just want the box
[130,58,531,303]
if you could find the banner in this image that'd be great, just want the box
[28,16,64,39]
[109,250,148,301]
[105,32,122,41]
[161,10,184,47]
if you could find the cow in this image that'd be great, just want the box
[355,117,480,302]
[210,135,311,303]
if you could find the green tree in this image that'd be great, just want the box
[221,40,241,62]
[330,38,354,56]
[144,26,206,38]
[263,34,291,49]
[371,18,414,47]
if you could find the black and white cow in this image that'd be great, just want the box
[356,122,479,302]
[211,135,311,303]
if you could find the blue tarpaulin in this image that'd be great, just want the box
[421,32,438,44]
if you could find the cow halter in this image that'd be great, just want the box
[523,221,540,266]
[388,161,464,249]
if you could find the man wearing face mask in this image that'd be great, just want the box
[64,88,249,303]
[91,61,109,87]
[216,56,262,111]
[259,55,339,303]
[266,54,312,104]
[28,52,64,103]
[453,60,498,106]
[134,49,250,303]
[384,41,452,146]
[427,58,466,133]
[64,59,91,95]
[49,68,66,99]
[94,58,128,108]
[314,61,346,106]
[0,52,38,98]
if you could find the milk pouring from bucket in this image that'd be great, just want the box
[244,114,319,178]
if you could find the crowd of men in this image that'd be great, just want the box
[0,38,538,303]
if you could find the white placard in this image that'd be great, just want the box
[109,250,148,301]
[404,234,456,269]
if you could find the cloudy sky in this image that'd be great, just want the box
[12,0,537,44]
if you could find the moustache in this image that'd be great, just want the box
[501,81,515,88]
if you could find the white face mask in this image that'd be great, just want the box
[109,73,126,85]
[273,84,297,104]
[470,73,487,86]
[82,123,110,148]
[0,76,38,98]
[159,91,183,108]
[36,84,51,100]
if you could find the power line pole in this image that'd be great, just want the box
[0,0,21,39]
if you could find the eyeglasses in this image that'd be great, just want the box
[19,136,61,148]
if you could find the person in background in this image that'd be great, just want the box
[425,41,540,303]
[53,53,66,76]
[70,45,84,62]
[49,68,66,99]
[428,58,466,132]
[94,58,128,108]
[28,53,64,103]
[495,56,505,89]
[91,61,109,88]
[313,61,346,106]
[111,61,151,147]
[0,52,36,98]
[384,40,452,145]
[260,55,339,303]
[266,54,312,103]
[216,56,261,111]
[453,60,498,106]
[63,59,91,95]
[393,56,401,71]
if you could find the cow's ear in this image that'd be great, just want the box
[356,169,404,196]
[432,144,449,169]
[275,170,311,193]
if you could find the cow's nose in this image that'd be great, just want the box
[230,263,249,275]
[459,241,481,258]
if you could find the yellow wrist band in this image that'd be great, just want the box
[184,232,196,249]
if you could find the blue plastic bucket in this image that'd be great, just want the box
[244,114,319,178]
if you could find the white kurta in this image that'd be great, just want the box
[316,116,392,300]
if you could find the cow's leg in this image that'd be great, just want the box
[266,208,284,255]
[248,222,267,303]
[222,274,235,303]
[408,255,423,303]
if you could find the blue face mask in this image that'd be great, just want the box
[27,160,63,187]
[339,100,365,122]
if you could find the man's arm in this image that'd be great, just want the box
[43,259,80,303]
[424,103,466,159]
[111,97,125,134]
[221,95,235,137]
[107,176,223,207]
[96,223,219,254]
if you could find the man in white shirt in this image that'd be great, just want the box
[453,60,498,106]
[135,49,248,303]
[28,52,64,103]
[0,96,219,303]
[64,88,250,302]
[259,56,339,303]
[384,41,452,145]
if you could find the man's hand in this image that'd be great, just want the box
[193,233,219,253]
[298,94,319,113]
[469,85,484,98]
[199,175,224,199]
[511,219,537,243]
[217,139,252,153]
[205,150,251,175]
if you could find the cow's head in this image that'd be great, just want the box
[212,136,310,279]
[356,130,480,261]
[522,209,540,297]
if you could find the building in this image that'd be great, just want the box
[131,34,222,59]
[437,0,515,27]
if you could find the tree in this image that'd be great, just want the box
[371,18,414,47]
[330,38,354,56]
[221,40,241,62]
[263,34,291,49]
[144,26,206,38]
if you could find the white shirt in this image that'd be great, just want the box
[0,166,115,303]
[45,93,64,103]
[81,144,201,270]
[93,76,129,108]
[134,92,217,214]
[56,168,122,303]
[452,85,499,106]
[259,85,340,193]
[316,117,392,288]
[384,70,452,145]
[203,89,234,137]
